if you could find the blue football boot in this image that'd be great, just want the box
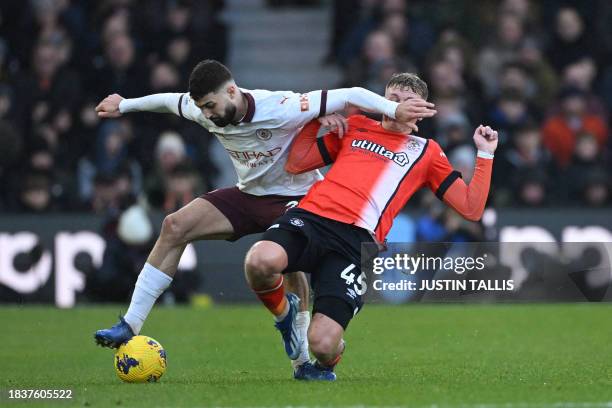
[294,339,346,381]
[94,316,134,348]
[274,293,302,360]
[294,361,337,381]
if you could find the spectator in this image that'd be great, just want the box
[13,39,80,143]
[566,133,609,206]
[0,120,23,210]
[580,170,610,207]
[435,112,471,156]
[546,8,595,74]
[343,30,413,93]
[162,162,204,213]
[327,0,361,64]
[1,0,612,215]
[425,28,481,100]
[477,13,528,98]
[499,0,532,23]
[493,122,554,206]
[89,170,134,216]
[416,203,484,242]
[425,58,481,132]
[541,87,608,168]
[498,63,534,103]
[150,61,181,93]
[94,120,133,175]
[516,39,558,112]
[487,89,531,142]
[559,57,607,119]
[77,119,142,206]
[91,32,147,99]
[146,131,190,210]
[337,0,410,66]
[16,170,55,213]
[514,169,549,207]
[380,12,410,61]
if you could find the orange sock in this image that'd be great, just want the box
[319,340,345,368]
[320,353,342,369]
[254,276,287,317]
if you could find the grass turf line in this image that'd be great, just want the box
[1,304,611,407]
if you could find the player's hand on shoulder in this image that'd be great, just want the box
[318,113,348,138]
[95,94,124,118]
[395,98,436,123]
[473,125,498,155]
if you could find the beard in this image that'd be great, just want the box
[210,104,237,127]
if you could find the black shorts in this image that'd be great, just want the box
[262,208,378,329]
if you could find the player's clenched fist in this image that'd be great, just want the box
[394,98,437,124]
[95,94,124,118]
[473,125,498,155]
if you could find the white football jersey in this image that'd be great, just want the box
[176,88,329,196]
[119,87,398,196]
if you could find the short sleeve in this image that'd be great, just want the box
[427,141,462,200]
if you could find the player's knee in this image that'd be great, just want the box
[308,330,338,360]
[161,212,188,245]
[244,244,285,282]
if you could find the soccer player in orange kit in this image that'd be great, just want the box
[244,73,498,380]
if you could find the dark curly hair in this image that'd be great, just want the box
[188,59,233,101]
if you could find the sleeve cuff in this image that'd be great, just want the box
[118,99,128,113]
[178,94,185,118]
[477,150,495,159]
[383,100,399,119]
[318,90,328,118]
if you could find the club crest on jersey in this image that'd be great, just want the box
[290,218,304,227]
[406,139,421,152]
[256,128,272,141]
[351,139,409,166]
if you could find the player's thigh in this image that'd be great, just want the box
[168,197,234,241]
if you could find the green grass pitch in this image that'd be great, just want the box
[2,304,612,407]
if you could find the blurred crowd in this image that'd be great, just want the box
[332,0,612,210]
[0,0,611,221]
[0,0,225,215]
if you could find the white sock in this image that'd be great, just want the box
[124,263,173,334]
[292,311,311,369]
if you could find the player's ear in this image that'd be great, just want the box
[226,84,237,98]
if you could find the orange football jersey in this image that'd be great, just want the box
[296,115,461,242]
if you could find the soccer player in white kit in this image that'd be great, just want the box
[93,59,433,375]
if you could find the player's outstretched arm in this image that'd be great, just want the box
[326,87,436,125]
[96,92,199,121]
[439,125,498,221]
[280,88,434,130]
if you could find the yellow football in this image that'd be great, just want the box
[114,335,167,383]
